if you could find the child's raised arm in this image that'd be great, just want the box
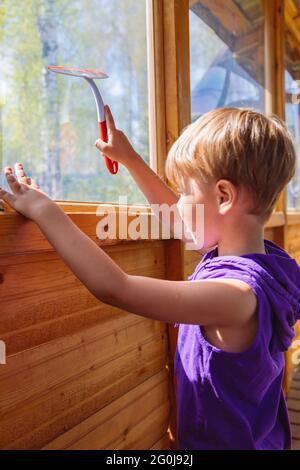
[0,164,257,328]
[95,106,193,245]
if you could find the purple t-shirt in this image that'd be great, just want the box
[174,239,300,450]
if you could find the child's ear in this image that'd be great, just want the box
[216,179,236,215]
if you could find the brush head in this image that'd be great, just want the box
[48,65,108,79]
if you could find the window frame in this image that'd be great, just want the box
[0,0,157,214]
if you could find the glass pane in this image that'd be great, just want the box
[285,6,300,210]
[0,0,149,204]
[189,0,265,122]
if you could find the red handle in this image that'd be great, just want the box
[98,120,118,174]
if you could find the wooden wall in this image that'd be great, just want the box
[0,212,173,449]
[285,220,300,390]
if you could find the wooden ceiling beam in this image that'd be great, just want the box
[285,4,300,44]
[189,2,235,49]
[233,26,261,54]
[190,1,264,82]
[189,0,252,48]
[190,0,252,36]
[285,1,300,77]
[286,30,300,64]
[286,0,299,18]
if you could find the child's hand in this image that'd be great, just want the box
[95,105,139,168]
[0,163,54,221]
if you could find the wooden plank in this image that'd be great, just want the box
[147,0,167,178]
[286,31,300,70]
[292,439,300,450]
[107,401,170,450]
[190,0,251,37]
[291,381,300,390]
[263,0,276,113]
[285,0,300,45]
[191,1,264,85]
[163,0,192,450]
[0,319,164,415]
[274,0,286,122]
[0,242,166,353]
[164,0,191,156]
[4,357,166,449]
[285,33,300,75]
[287,398,300,411]
[1,199,153,214]
[150,433,171,450]
[165,239,184,451]
[0,210,168,255]
[262,0,286,214]
[291,423,300,439]
[286,224,300,262]
[286,0,299,18]
[1,305,136,357]
[289,409,300,424]
[1,329,167,449]
[43,369,169,450]
[233,26,261,55]
[287,213,300,225]
[288,388,300,399]
[189,1,235,49]
[56,201,152,213]
[0,241,165,305]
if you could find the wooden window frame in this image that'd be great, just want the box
[0,0,160,220]
[54,0,167,215]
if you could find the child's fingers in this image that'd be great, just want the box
[5,170,22,194]
[4,166,13,175]
[104,105,116,131]
[14,162,31,185]
[95,138,109,153]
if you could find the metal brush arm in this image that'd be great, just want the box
[84,77,105,122]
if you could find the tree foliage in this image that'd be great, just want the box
[0,0,149,204]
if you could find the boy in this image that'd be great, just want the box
[1,106,300,450]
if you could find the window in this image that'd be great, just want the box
[189,0,265,122]
[0,0,149,204]
[285,2,300,210]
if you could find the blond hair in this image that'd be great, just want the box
[165,108,296,221]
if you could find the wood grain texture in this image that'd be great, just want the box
[43,369,170,450]
[288,367,300,449]
[0,210,166,256]
[0,236,172,450]
[0,241,166,354]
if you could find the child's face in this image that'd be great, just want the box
[176,177,222,251]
